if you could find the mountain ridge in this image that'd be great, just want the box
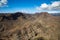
[0,12,60,40]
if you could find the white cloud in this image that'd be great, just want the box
[40,3,48,8]
[36,3,49,10]
[0,0,8,7]
[51,1,60,7]
[20,9,29,13]
[36,1,60,11]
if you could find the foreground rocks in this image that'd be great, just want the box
[0,12,60,40]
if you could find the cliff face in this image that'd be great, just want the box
[0,12,60,40]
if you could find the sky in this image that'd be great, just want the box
[0,0,60,13]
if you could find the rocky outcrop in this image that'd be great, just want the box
[0,12,60,40]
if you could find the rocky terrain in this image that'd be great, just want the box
[0,12,60,40]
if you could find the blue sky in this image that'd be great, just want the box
[0,0,60,13]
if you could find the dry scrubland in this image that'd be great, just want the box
[0,12,60,40]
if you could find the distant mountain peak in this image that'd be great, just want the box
[39,12,52,17]
[40,12,49,15]
[0,12,26,21]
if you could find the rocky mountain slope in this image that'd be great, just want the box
[0,12,60,40]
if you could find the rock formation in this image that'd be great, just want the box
[0,12,60,40]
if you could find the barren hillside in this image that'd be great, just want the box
[0,12,60,40]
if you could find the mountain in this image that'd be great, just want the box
[0,12,60,40]
[50,13,60,16]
